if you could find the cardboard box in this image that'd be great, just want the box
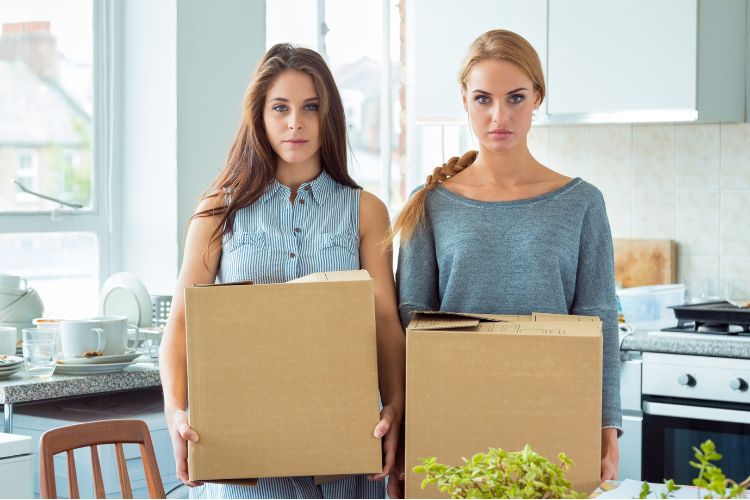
[185,270,382,482]
[405,311,603,498]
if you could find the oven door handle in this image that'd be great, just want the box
[643,401,750,424]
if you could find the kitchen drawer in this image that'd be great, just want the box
[0,454,33,498]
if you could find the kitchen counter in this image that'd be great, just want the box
[0,362,160,433]
[620,331,750,359]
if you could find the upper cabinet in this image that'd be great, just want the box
[546,0,747,123]
[408,0,548,123]
[408,0,748,125]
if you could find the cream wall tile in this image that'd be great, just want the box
[721,123,750,189]
[676,124,720,188]
[633,190,675,239]
[678,255,720,301]
[720,190,750,255]
[633,124,676,190]
[599,186,632,238]
[720,257,750,299]
[675,190,719,255]
[589,125,632,189]
[549,126,591,179]
[527,125,550,166]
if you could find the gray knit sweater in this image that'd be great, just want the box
[396,178,622,432]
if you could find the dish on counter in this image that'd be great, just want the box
[57,351,142,365]
[99,273,153,328]
[53,360,135,376]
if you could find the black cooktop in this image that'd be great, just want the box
[663,301,750,334]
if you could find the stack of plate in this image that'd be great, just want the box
[0,355,24,379]
[54,351,142,376]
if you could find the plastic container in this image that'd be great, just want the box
[616,284,686,331]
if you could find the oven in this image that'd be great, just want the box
[640,352,750,484]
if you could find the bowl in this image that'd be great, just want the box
[0,286,26,310]
[617,284,686,331]
[0,288,44,322]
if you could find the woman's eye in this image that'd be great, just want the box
[509,94,525,104]
[474,95,491,104]
[304,103,319,111]
[272,104,288,112]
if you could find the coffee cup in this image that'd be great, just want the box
[89,316,138,355]
[0,273,27,290]
[59,320,106,359]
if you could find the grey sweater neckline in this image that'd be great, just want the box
[435,176,583,208]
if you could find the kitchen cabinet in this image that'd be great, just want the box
[0,433,33,498]
[547,0,747,123]
[408,0,548,122]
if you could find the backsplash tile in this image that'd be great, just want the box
[676,124,720,189]
[719,257,750,298]
[720,190,750,256]
[721,124,750,189]
[675,190,720,255]
[545,122,750,292]
[633,124,676,190]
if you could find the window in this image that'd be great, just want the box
[0,0,111,318]
[266,0,406,209]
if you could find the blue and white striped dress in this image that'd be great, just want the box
[192,170,385,499]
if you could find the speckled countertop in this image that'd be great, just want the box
[621,331,750,359]
[0,362,161,405]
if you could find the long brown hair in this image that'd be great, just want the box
[194,43,359,248]
[388,29,545,245]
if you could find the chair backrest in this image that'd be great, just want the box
[39,419,166,499]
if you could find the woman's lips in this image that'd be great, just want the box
[284,139,309,147]
[488,129,513,139]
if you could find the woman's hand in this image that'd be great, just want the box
[600,427,619,483]
[169,409,203,487]
[367,403,402,484]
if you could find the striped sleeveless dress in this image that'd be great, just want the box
[191,170,385,499]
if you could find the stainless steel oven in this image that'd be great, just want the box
[640,352,750,484]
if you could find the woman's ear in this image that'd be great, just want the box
[461,91,468,112]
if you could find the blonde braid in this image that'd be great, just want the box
[386,150,478,246]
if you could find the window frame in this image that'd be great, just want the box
[0,0,116,286]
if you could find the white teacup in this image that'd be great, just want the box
[59,320,106,359]
[90,316,138,356]
[0,273,27,290]
[0,326,16,355]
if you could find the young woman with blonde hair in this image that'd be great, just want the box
[160,43,405,499]
[393,29,621,481]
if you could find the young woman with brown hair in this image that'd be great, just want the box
[160,43,405,499]
[393,29,621,482]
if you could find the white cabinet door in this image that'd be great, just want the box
[547,0,698,118]
[409,0,548,122]
[0,455,33,498]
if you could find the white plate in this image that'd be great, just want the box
[0,361,23,370]
[0,355,23,365]
[99,273,152,328]
[0,366,22,379]
[57,352,142,365]
[54,361,135,376]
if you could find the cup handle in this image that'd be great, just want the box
[92,327,106,354]
[20,278,27,290]
[126,324,140,350]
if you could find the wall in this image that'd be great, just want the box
[117,0,265,294]
[527,123,750,299]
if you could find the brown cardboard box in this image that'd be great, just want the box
[405,311,603,498]
[185,270,382,482]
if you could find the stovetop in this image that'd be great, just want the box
[664,301,750,336]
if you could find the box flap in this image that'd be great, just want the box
[287,269,371,283]
[408,311,519,331]
[192,280,254,287]
[532,312,601,322]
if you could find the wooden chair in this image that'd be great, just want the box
[39,419,166,499]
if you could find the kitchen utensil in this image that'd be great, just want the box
[0,288,44,322]
[59,320,106,360]
[617,284,685,330]
[89,315,138,356]
[99,273,153,328]
[150,295,172,327]
[22,328,57,378]
[613,239,677,288]
[53,360,134,376]
[56,351,141,365]
[0,273,27,290]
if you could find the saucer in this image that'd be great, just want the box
[54,361,135,376]
[57,352,142,365]
[0,365,22,379]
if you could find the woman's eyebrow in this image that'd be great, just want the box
[269,97,320,102]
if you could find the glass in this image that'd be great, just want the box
[0,232,99,318]
[22,327,58,377]
[0,0,94,212]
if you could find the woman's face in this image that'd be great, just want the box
[462,59,540,154]
[263,69,322,166]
